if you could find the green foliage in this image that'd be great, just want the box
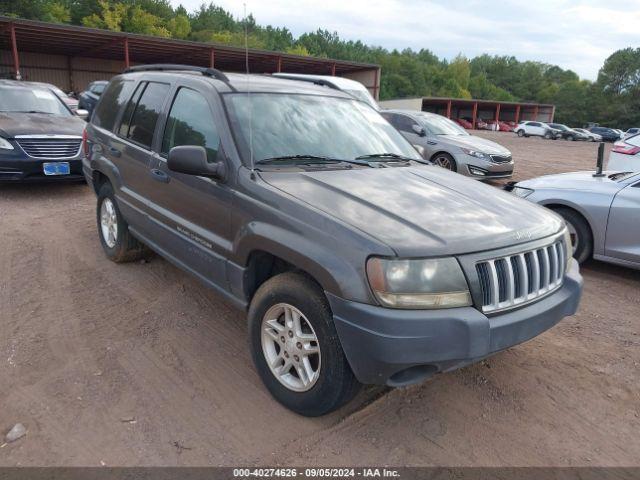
[4,0,640,127]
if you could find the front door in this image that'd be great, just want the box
[146,86,232,290]
[605,181,640,263]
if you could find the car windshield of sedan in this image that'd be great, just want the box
[224,93,422,165]
[549,123,569,131]
[0,86,71,116]
[416,113,469,136]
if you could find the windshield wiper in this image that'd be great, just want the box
[14,110,54,114]
[355,153,412,161]
[256,155,373,167]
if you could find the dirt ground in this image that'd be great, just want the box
[1,132,638,467]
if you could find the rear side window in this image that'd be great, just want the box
[393,115,418,133]
[119,82,170,149]
[161,87,220,162]
[92,79,135,131]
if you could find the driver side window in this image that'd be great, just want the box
[161,87,220,163]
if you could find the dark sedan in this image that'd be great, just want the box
[0,80,87,182]
[589,126,620,142]
[78,80,108,117]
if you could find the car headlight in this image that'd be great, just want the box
[461,147,488,159]
[511,186,534,198]
[562,226,573,273]
[0,137,14,150]
[366,257,472,309]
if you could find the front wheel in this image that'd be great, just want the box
[248,272,360,416]
[432,153,457,172]
[517,130,525,137]
[553,207,593,264]
[544,132,552,139]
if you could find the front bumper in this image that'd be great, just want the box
[453,153,513,180]
[0,152,84,182]
[329,260,582,386]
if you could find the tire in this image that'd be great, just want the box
[96,182,146,263]
[248,272,360,416]
[544,131,552,139]
[590,137,595,142]
[431,152,457,172]
[553,207,593,264]
[517,129,525,137]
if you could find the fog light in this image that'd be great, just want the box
[469,166,487,176]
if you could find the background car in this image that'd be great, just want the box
[624,127,640,138]
[78,80,108,116]
[612,129,624,140]
[547,123,588,141]
[573,128,602,142]
[31,81,79,111]
[515,120,561,139]
[608,133,640,172]
[510,171,640,268]
[381,109,513,179]
[0,80,87,182]
[589,126,620,142]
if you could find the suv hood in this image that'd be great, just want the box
[261,166,562,257]
[438,134,510,155]
[0,113,85,138]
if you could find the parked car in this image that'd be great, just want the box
[624,127,640,138]
[31,81,79,111]
[461,116,488,130]
[0,80,88,182]
[608,133,640,172]
[381,110,513,179]
[547,123,588,141]
[509,171,640,268]
[455,117,473,129]
[78,80,108,116]
[515,121,560,139]
[273,73,379,110]
[573,128,602,142]
[612,129,624,140]
[83,65,582,416]
[588,126,620,142]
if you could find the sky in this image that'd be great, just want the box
[171,0,640,80]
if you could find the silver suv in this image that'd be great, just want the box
[381,110,514,179]
[84,65,583,416]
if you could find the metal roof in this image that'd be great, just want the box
[0,16,378,75]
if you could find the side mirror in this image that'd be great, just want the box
[75,109,89,120]
[168,145,226,179]
[412,124,427,137]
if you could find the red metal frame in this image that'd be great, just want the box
[515,104,521,124]
[124,37,130,68]
[446,100,452,119]
[10,23,20,79]
[210,48,215,68]
[495,103,501,122]
[472,102,478,130]
[276,55,282,73]
[533,105,539,121]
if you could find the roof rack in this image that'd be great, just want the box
[123,64,229,82]
[272,74,341,92]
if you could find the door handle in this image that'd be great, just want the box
[108,147,121,157]
[150,168,170,183]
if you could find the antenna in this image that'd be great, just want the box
[244,3,255,171]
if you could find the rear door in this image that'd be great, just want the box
[605,180,640,263]
[112,80,171,234]
[145,85,232,289]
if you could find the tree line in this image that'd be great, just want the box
[3,0,639,128]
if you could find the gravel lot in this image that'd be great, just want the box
[1,132,638,466]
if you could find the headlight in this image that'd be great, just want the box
[366,257,472,309]
[0,137,14,150]
[461,147,487,159]
[511,186,534,198]
[562,226,573,272]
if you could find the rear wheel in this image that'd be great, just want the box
[248,272,360,416]
[567,135,575,141]
[97,183,146,263]
[553,207,593,264]
[432,153,457,172]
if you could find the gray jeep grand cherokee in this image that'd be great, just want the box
[83,65,583,416]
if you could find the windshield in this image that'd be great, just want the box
[0,86,71,115]
[224,93,421,165]
[416,113,468,136]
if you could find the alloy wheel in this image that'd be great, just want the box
[433,155,454,170]
[100,198,118,248]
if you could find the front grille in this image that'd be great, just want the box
[17,137,82,159]
[490,154,512,164]
[475,239,566,313]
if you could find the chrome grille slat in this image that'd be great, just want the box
[17,137,82,159]
[476,239,566,314]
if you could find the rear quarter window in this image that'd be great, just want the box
[92,79,135,132]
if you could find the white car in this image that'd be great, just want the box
[273,73,379,110]
[608,134,640,172]
[624,127,640,139]
[515,121,561,139]
[574,128,602,142]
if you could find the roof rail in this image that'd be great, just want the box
[123,64,229,82]
[272,74,341,92]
